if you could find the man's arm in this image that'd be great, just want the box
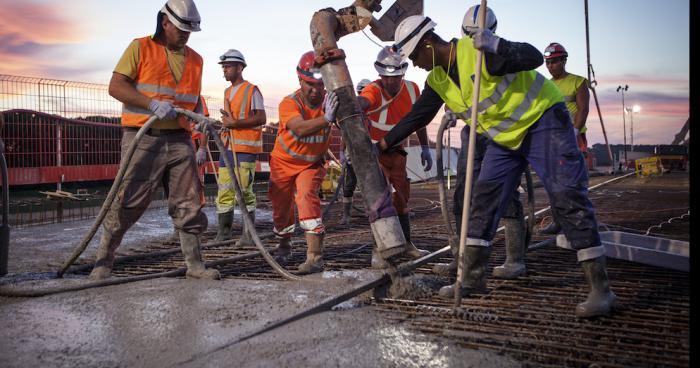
[222,109,266,129]
[574,82,590,130]
[286,115,330,137]
[108,72,151,108]
[379,84,443,150]
[483,38,544,76]
[416,127,429,146]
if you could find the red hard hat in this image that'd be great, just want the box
[296,51,322,83]
[543,42,568,59]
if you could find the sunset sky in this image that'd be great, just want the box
[0,0,689,146]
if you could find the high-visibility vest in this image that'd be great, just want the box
[272,90,330,164]
[221,81,263,154]
[366,80,418,145]
[427,38,562,150]
[121,37,202,128]
[552,73,588,133]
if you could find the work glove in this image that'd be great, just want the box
[195,147,207,165]
[443,109,457,128]
[148,99,177,120]
[420,145,433,171]
[472,28,500,54]
[323,91,339,124]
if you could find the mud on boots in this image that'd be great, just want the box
[438,243,492,298]
[339,197,353,227]
[180,231,220,279]
[492,217,528,279]
[576,253,618,318]
[215,211,234,241]
[89,229,125,280]
[272,236,292,264]
[399,214,429,259]
[298,233,324,275]
[235,211,256,247]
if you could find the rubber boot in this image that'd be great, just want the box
[272,237,292,264]
[298,233,324,275]
[438,246,492,298]
[235,211,256,247]
[89,230,123,280]
[169,225,180,242]
[215,211,234,241]
[539,220,562,235]
[493,218,527,279]
[371,245,389,269]
[432,240,458,276]
[576,256,618,318]
[180,231,221,280]
[398,214,429,259]
[339,199,352,227]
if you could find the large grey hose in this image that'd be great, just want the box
[434,115,458,248]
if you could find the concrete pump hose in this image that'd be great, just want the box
[175,108,301,281]
[56,115,160,278]
[524,168,535,243]
[434,115,458,247]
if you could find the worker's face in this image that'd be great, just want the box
[300,78,325,106]
[380,75,404,96]
[409,39,434,71]
[162,17,190,50]
[546,57,566,79]
[222,63,244,82]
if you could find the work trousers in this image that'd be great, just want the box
[216,150,257,213]
[467,103,599,250]
[103,129,208,240]
[342,163,358,199]
[378,151,411,215]
[269,157,326,237]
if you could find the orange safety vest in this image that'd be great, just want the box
[121,36,203,128]
[272,90,330,164]
[366,80,418,145]
[221,81,262,154]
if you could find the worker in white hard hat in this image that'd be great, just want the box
[91,0,219,281]
[355,46,431,268]
[214,49,267,247]
[338,79,372,227]
[378,6,616,319]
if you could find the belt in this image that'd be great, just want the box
[125,127,187,136]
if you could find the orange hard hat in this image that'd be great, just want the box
[543,42,568,59]
[296,51,322,83]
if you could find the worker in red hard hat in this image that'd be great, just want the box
[268,51,339,275]
[541,42,591,236]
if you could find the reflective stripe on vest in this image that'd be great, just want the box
[368,81,417,143]
[222,81,263,154]
[427,38,561,149]
[121,37,202,127]
[552,73,587,126]
[273,91,329,163]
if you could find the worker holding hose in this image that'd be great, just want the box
[356,46,431,268]
[268,51,338,275]
[90,0,219,280]
[378,6,617,318]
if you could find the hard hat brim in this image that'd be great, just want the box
[162,6,201,32]
[393,17,436,60]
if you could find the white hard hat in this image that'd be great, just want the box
[218,49,246,67]
[356,79,372,93]
[374,46,408,76]
[161,0,201,32]
[391,15,436,60]
[462,5,497,37]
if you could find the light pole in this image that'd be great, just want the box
[625,105,640,151]
[616,85,628,170]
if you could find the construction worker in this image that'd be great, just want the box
[338,79,371,227]
[214,49,266,246]
[91,0,219,280]
[381,7,617,318]
[432,7,529,280]
[357,46,431,268]
[540,42,591,235]
[268,51,338,275]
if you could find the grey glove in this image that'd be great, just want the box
[148,99,177,120]
[472,28,500,54]
[420,145,433,171]
[323,91,339,124]
[443,110,457,128]
[195,148,207,165]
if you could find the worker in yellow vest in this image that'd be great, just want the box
[91,0,219,281]
[214,49,266,247]
[380,6,616,318]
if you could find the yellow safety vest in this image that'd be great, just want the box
[427,38,562,150]
[552,73,588,133]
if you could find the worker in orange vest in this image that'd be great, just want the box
[268,51,338,275]
[90,0,219,280]
[356,46,431,268]
[214,49,266,246]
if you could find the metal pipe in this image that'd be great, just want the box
[1,136,10,276]
[310,4,406,261]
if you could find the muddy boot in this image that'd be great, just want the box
[371,246,389,269]
[493,218,527,279]
[538,220,562,235]
[576,256,618,318]
[272,237,292,264]
[438,246,492,298]
[399,214,429,259]
[169,225,180,242]
[215,211,234,241]
[432,239,459,276]
[235,211,256,247]
[298,233,324,275]
[89,230,123,280]
[339,199,352,227]
[180,232,221,280]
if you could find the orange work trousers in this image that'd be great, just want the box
[269,157,326,237]
[378,151,410,215]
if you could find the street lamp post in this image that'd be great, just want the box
[625,105,640,151]
[616,85,628,170]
